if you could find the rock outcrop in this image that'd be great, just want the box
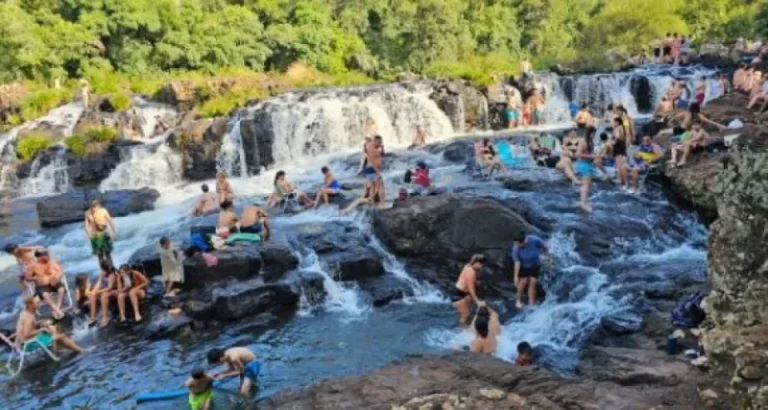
[373,194,530,294]
[168,116,228,181]
[265,353,705,410]
[429,80,489,131]
[703,144,768,408]
[36,187,160,228]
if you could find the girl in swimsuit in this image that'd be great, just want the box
[74,273,94,313]
[268,171,312,208]
[117,265,149,323]
[88,262,118,327]
[314,166,342,209]
[612,117,629,188]
[481,139,507,178]
[453,254,484,325]
[695,77,707,105]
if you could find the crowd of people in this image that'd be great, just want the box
[2,65,749,405]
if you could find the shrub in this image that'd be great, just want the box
[19,88,70,121]
[108,92,133,111]
[424,53,521,87]
[16,134,52,161]
[83,127,118,143]
[64,135,86,157]
[5,114,22,126]
[196,89,269,119]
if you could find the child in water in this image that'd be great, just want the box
[515,341,533,366]
[186,368,214,410]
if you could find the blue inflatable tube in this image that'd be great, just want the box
[136,361,261,404]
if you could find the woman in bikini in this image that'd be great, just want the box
[87,262,118,327]
[480,139,507,178]
[574,131,596,213]
[116,265,149,323]
[612,117,629,188]
[556,130,581,184]
[452,254,484,325]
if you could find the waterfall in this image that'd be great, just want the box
[128,97,176,140]
[231,83,454,172]
[19,150,70,196]
[539,65,718,122]
[99,143,182,191]
[295,246,370,316]
[217,118,249,178]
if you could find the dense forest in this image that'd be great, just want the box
[1,0,764,83]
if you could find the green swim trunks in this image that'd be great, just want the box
[90,232,113,256]
[188,389,213,410]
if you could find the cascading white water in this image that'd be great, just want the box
[19,151,70,195]
[224,83,454,174]
[99,144,182,191]
[217,118,249,178]
[128,97,177,140]
[2,103,84,195]
[539,65,718,123]
[295,246,370,317]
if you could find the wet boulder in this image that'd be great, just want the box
[183,283,298,322]
[372,194,531,291]
[296,222,385,282]
[260,242,300,282]
[358,276,414,307]
[36,187,160,228]
[168,116,228,181]
[600,311,644,335]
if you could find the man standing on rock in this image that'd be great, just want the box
[511,233,549,309]
[84,199,116,266]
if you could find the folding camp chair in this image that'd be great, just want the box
[280,192,300,213]
[36,278,75,317]
[1,332,60,376]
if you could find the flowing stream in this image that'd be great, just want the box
[0,65,711,409]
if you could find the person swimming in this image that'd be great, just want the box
[470,306,497,355]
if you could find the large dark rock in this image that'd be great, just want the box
[265,353,706,410]
[239,111,276,175]
[128,241,298,286]
[703,145,768,406]
[168,117,228,181]
[372,194,531,292]
[358,276,414,307]
[36,187,160,228]
[184,283,298,322]
[296,222,385,282]
[429,80,489,131]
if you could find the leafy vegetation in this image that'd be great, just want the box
[107,93,133,112]
[63,135,86,157]
[16,135,52,161]
[0,0,763,124]
[81,127,118,143]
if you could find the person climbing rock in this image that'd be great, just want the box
[452,254,484,325]
[511,233,548,309]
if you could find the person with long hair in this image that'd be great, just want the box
[574,130,596,212]
[267,170,312,208]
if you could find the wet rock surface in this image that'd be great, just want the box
[373,194,530,292]
[168,116,228,181]
[265,353,705,410]
[36,187,160,227]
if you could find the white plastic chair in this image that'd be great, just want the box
[1,332,60,376]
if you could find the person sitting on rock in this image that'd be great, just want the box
[16,297,83,355]
[116,264,149,324]
[747,73,768,111]
[218,200,239,233]
[215,172,235,204]
[515,342,533,366]
[208,346,260,397]
[341,179,381,214]
[87,261,118,327]
[470,305,497,355]
[512,233,548,309]
[594,132,614,179]
[193,184,218,216]
[5,243,44,297]
[267,170,313,209]
[403,161,432,196]
[479,139,506,178]
[452,254,484,325]
[628,135,663,193]
[160,237,184,297]
[314,166,341,209]
[84,199,116,266]
[74,273,95,314]
[670,122,707,169]
[240,204,270,240]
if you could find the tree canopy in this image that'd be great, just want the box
[0,0,763,83]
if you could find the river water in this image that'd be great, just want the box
[0,66,711,409]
